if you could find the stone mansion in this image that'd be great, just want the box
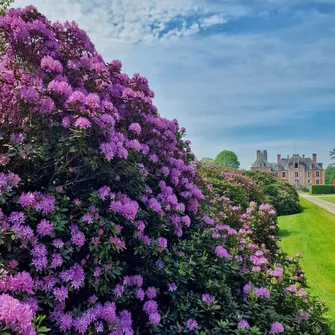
[251,150,324,188]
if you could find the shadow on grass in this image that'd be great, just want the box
[279,228,294,238]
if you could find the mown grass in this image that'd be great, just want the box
[316,195,335,204]
[278,198,335,331]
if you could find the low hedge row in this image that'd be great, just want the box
[310,185,335,194]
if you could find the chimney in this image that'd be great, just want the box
[256,150,261,159]
[263,150,268,160]
[302,154,305,158]
[277,154,281,163]
[312,153,317,162]
[287,155,289,158]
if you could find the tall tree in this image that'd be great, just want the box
[330,148,335,165]
[214,150,240,169]
[325,166,335,184]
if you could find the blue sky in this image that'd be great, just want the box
[13,0,335,168]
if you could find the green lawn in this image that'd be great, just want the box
[278,198,335,328]
[315,195,335,204]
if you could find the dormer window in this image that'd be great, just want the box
[295,163,298,168]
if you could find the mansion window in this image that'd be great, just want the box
[275,172,278,176]
[294,163,298,168]
[282,172,286,178]
[316,171,320,177]
[316,180,320,185]
[308,172,311,177]
[308,180,311,185]
[295,172,299,178]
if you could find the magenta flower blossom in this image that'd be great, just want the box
[85,93,100,109]
[202,294,214,304]
[143,300,158,314]
[168,283,177,292]
[128,123,141,135]
[66,90,86,106]
[215,246,231,259]
[53,286,68,302]
[82,213,93,224]
[51,253,63,269]
[238,320,250,329]
[114,284,124,297]
[270,322,284,334]
[186,319,198,331]
[10,132,24,145]
[255,288,270,299]
[157,237,167,251]
[297,311,310,322]
[59,314,73,331]
[41,55,63,73]
[0,294,36,335]
[8,211,25,225]
[36,219,54,236]
[136,288,145,301]
[71,230,86,247]
[102,302,116,322]
[146,287,157,299]
[18,192,36,207]
[98,186,111,200]
[148,312,161,325]
[53,239,64,249]
[74,117,91,129]
[269,267,283,278]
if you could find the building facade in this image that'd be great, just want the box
[251,150,324,188]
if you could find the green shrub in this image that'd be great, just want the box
[243,171,302,216]
[311,185,335,194]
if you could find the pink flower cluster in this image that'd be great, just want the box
[0,293,36,335]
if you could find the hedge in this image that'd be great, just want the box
[310,185,335,195]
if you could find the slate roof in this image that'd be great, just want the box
[252,152,323,171]
[251,150,272,168]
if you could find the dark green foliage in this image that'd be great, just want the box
[325,166,335,185]
[311,185,335,195]
[243,170,302,216]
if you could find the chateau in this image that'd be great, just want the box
[251,150,324,188]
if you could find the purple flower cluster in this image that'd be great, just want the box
[0,293,36,335]
[143,300,161,325]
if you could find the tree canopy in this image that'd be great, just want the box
[214,150,240,169]
[325,166,335,184]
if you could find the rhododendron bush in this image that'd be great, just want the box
[0,6,330,335]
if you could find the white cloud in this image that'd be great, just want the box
[13,0,237,44]
[201,14,228,27]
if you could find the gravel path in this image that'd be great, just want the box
[300,193,335,215]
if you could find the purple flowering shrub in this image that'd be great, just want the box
[155,184,328,334]
[199,166,266,210]
[243,170,302,216]
[0,5,330,335]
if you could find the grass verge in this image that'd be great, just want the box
[278,197,335,331]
